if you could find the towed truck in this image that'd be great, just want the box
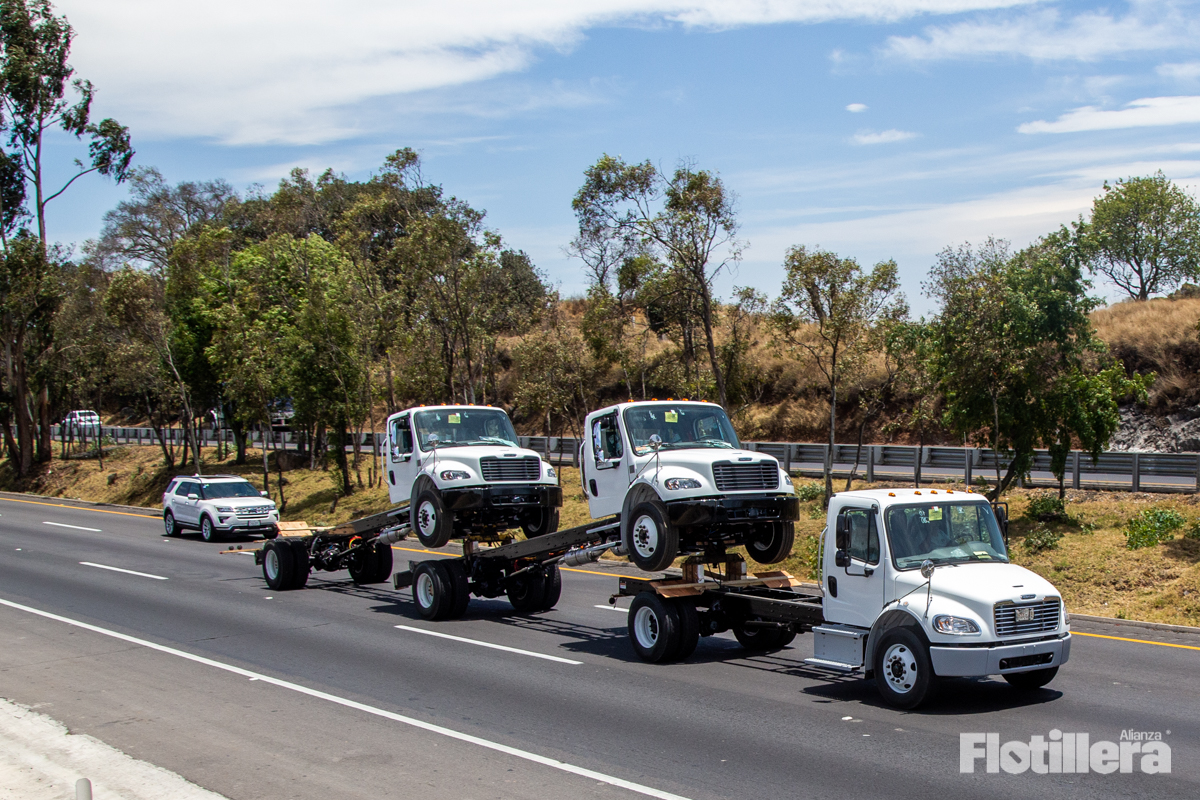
[616,487,1071,708]
[582,400,799,572]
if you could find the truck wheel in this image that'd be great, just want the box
[521,508,560,538]
[412,561,452,620]
[163,511,181,537]
[1003,667,1058,690]
[349,542,394,585]
[625,501,678,573]
[412,489,453,549]
[746,521,795,564]
[288,539,311,589]
[540,564,562,611]
[628,592,680,663]
[200,515,220,543]
[443,561,472,619]
[732,619,788,651]
[672,599,701,661]
[262,540,295,591]
[506,570,548,614]
[874,628,937,709]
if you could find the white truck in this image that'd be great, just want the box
[385,405,563,547]
[582,400,799,572]
[617,487,1071,709]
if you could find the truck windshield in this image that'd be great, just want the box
[886,502,1008,569]
[203,481,262,499]
[413,409,519,451]
[622,404,740,456]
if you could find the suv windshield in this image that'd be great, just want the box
[622,404,740,456]
[413,409,518,451]
[886,502,1009,569]
[203,481,263,499]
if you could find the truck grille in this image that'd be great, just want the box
[994,598,1061,636]
[712,462,779,492]
[480,456,540,482]
[237,506,273,517]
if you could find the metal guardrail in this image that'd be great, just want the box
[50,426,1200,493]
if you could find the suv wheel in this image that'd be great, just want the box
[164,510,181,537]
[200,515,220,543]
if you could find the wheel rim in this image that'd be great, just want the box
[633,605,661,649]
[749,527,776,555]
[164,513,174,534]
[418,501,438,538]
[265,548,280,581]
[882,643,918,694]
[416,571,435,609]
[631,515,659,559]
[202,518,212,540]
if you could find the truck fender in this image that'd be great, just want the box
[411,474,438,506]
[864,607,931,676]
[621,482,662,543]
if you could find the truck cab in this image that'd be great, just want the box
[582,401,799,571]
[384,405,563,547]
[814,488,1071,708]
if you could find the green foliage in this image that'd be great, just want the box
[1124,507,1186,550]
[1025,493,1070,523]
[794,481,824,503]
[1185,521,1200,541]
[1023,524,1063,553]
[793,532,822,579]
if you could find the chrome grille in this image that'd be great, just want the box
[480,456,540,482]
[994,598,1061,636]
[712,461,779,492]
[236,506,272,517]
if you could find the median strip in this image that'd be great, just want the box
[394,624,582,664]
[80,562,168,581]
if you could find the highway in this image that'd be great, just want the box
[0,492,1197,800]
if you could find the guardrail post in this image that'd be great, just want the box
[1132,452,1140,492]
[1072,451,1081,490]
[866,446,875,483]
[963,448,972,486]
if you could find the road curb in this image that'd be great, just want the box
[1072,612,1200,636]
[0,490,159,518]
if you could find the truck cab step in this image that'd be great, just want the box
[802,657,861,673]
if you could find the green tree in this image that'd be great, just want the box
[772,246,905,504]
[1081,172,1200,300]
[928,235,1151,500]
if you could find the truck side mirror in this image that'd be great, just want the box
[834,550,849,568]
[992,502,1009,545]
[835,514,850,551]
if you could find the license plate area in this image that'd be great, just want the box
[1015,607,1035,622]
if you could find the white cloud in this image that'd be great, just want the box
[884,5,1198,62]
[1019,96,1200,134]
[854,129,918,144]
[58,0,1040,146]
[1159,62,1200,81]
[846,103,869,112]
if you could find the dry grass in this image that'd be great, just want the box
[1091,297,1200,408]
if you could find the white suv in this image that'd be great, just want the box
[162,475,279,542]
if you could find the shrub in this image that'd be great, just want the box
[1025,492,1070,523]
[1185,521,1200,541]
[1023,524,1062,553]
[795,482,824,503]
[1124,507,1186,550]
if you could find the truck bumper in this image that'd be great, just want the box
[442,484,563,512]
[666,494,800,528]
[930,632,1071,677]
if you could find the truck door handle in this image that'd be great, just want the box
[388,471,395,486]
[589,479,598,497]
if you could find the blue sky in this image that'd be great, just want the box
[50,0,1200,311]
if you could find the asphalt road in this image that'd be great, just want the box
[0,492,1197,800]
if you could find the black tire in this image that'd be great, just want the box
[412,561,452,620]
[163,510,181,537]
[262,539,295,591]
[540,564,562,611]
[288,538,311,589]
[732,619,788,651]
[412,488,453,549]
[521,507,560,538]
[746,521,795,565]
[873,627,937,710]
[349,541,394,585]
[262,526,279,540]
[672,598,701,661]
[624,500,679,573]
[506,570,548,614]
[1003,667,1059,690]
[628,592,681,663]
[199,514,220,543]
[443,560,472,619]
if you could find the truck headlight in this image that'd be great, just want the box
[546,466,556,478]
[664,478,701,490]
[933,615,981,635]
[440,470,471,481]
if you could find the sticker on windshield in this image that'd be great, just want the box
[664,411,678,423]
[974,551,992,559]
[928,506,942,521]
[448,414,461,424]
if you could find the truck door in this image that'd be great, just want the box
[585,410,628,518]
[823,505,884,629]
[386,413,417,505]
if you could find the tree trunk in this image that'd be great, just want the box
[824,384,836,505]
[36,385,52,464]
[698,287,728,408]
[334,419,351,496]
[13,330,33,477]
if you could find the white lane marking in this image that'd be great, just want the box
[79,562,168,581]
[0,598,687,800]
[595,605,629,613]
[43,521,101,532]
[395,625,582,665]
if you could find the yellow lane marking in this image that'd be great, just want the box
[389,545,623,577]
[1072,630,1200,652]
[0,496,158,520]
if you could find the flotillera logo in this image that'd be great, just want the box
[960,730,1171,774]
